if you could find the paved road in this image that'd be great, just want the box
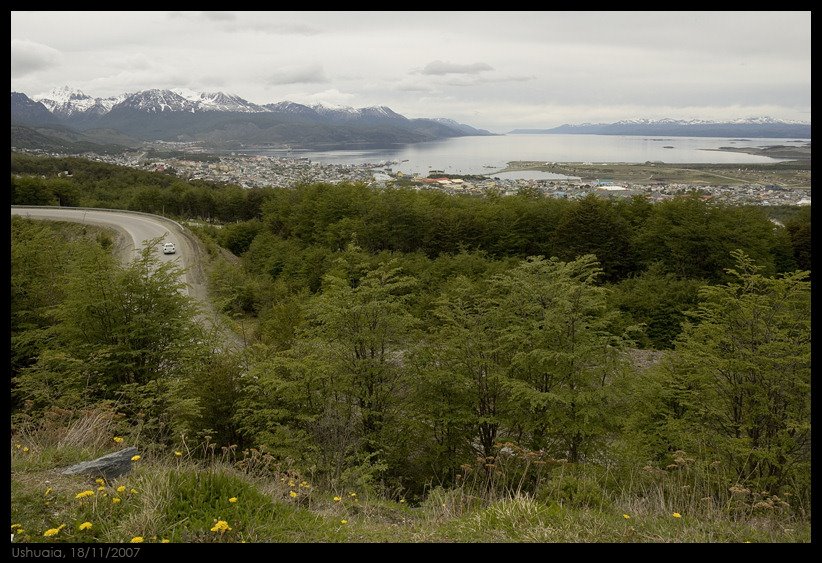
[11,206,192,295]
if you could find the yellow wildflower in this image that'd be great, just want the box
[174,451,182,457]
[228,497,238,503]
[113,437,124,444]
[130,455,141,462]
[130,488,138,495]
[210,520,231,533]
[79,522,93,531]
[340,519,348,525]
[288,480,295,487]
[130,536,144,543]
[43,524,65,537]
[400,499,406,503]
[22,447,29,453]
[117,485,126,493]
[44,487,52,496]
[623,514,631,519]
[161,539,170,543]
[97,486,106,491]
[75,490,95,499]
[300,481,309,488]
[289,491,298,498]
[11,524,21,530]
[112,497,122,504]
[333,496,342,502]
[14,444,21,449]
[673,512,682,518]
[349,492,357,497]
[95,478,105,485]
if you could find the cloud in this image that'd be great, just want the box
[267,64,328,85]
[421,60,493,75]
[222,21,321,35]
[11,39,62,77]
[201,11,236,22]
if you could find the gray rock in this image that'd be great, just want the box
[61,447,139,480]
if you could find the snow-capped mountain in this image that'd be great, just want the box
[12,87,494,148]
[112,89,198,113]
[34,86,124,118]
[172,88,267,113]
[510,117,811,138]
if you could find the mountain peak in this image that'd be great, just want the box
[34,85,91,103]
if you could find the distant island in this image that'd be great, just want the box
[510,118,810,139]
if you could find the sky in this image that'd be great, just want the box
[10,11,811,133]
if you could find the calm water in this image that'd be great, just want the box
[238,134,808,178]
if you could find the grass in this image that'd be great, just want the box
[10,411,811,543]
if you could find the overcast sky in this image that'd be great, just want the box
[11,11,811,133]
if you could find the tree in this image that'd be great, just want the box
[785,206,811,273]
[662,251,810,494]
[489,255,630,461]
[551,195,637,282]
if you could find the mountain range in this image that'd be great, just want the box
[11,86,493,151]
[510,118,811,138]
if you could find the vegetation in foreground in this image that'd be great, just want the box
[10,155,811,543]
[11,416,810,543]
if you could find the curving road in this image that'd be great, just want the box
[11,206,195,295]
[12,206,247,353]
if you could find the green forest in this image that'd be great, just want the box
[10,152,811,543]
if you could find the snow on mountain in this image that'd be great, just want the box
[610,117,808,126]
[171,88,267,112]
[35,86,131,117]
[264,101,318,115]
[34,86,97,117]
[111,89,197,113]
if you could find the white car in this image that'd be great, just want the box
[162,242,176,255]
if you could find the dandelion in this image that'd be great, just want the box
[289,491,298,498]
[14,444,21,449]
[340,519,348,525]
[210,520,232,533]
[117,486,126,493]
[11,524,21,530]
[673,512,682,518]
[130,489,138,495]
[97,486,106,491]
[299,481,309,488]
[288,480,296,487]
[229,497,238,503]
[130,536,144,543]
[43,524,65,537]
[44,487,52,496]
[22,447,29,453]
[349,492,357,498]
[623,514,631,520]
[161,539,170,543]
[113,437,124,444]
[112,497,122,504]
[79,522,93,531]
[333,496,342,502]
[174,451,182,457]
[75,490,95,499]
[130,455,141,462]
[95,478,105,485]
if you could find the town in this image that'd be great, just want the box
[14,147,811,208]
